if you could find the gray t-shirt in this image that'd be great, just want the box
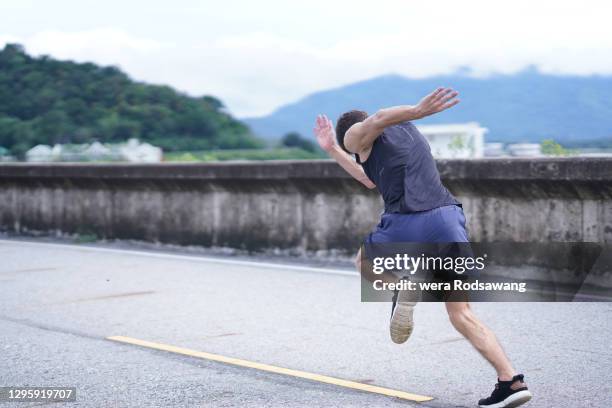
[357,121,460,213]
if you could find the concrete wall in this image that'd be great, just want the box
[1,158,612,252]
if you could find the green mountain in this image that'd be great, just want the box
[244,69,612,147]
[0,44,262,156]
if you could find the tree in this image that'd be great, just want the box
[281,132,316,152]
[0,43,261,155]
[201,96,224,111]
[541,139,570,156]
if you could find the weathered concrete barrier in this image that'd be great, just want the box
[1,158,612,252]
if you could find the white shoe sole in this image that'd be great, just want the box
[389,292,416,344]
[479,390,532,408]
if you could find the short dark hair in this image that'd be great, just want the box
[335,110,368,153]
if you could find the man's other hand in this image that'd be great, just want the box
[414,87,460,119]
[314,114,336,152]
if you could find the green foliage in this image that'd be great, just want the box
[0,43,262,156]
[165,148,326,162]
[447,135,466,152]
[541,139,571,156]
[280,132,316,152]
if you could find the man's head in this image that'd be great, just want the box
[335,110,368,153]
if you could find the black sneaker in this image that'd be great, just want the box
[389,284,417,344]
[478,374,532,408]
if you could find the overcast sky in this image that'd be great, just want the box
[2,0,612,117]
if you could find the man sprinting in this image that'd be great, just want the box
[314,87,532,408]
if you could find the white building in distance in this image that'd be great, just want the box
[506,143,542,157]
[25,139,163,163]
[417,122,486,159]
[484,143,505,157]
[25,145,55,162]
[119,138,163,163]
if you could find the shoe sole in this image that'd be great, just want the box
[479,390,532,408]
[389,299,416,344]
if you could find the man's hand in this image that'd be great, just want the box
[413,87,460,120]
[314,114,336,152]
[313,113,376,189]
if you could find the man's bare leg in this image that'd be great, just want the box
[447,301,533,407]
[445,301,516,380]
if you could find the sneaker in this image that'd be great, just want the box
[389,285,417,344]
[478,374,532,408]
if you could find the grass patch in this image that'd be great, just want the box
[164,148,326,162]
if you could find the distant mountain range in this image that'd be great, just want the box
[243,69,612,146]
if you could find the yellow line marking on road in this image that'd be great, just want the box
[107,335,433,403]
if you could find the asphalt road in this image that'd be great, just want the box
[1,239,611,407]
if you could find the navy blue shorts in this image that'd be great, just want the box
[363,205,475,290]
[365,205,469,244]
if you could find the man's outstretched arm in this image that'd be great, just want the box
[344,87,460,156]
[314,114,376,189]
